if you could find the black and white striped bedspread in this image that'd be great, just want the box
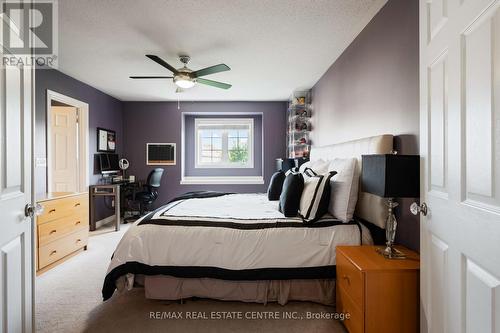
[102,193,368,300]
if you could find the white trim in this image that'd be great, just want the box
[180,176,264,185]
[194,118,254,169]
[181,115,186,177]
[93,215,116,230]
[181,112,264,181]
[46,90,89,193]
[146,143,176,165]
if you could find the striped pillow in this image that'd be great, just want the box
[302,167,317,180]
[299,170,337,223]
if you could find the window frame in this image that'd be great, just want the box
[194,118,254,169]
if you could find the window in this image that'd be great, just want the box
[195,118,254,168]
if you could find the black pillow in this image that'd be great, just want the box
[279,171,304,217]
[268,171,286,200]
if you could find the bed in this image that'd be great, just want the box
[102,134,393,305]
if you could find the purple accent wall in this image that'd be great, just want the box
[184,114,263,177]
[122,101,287,207]
[311,0,420,251]
[35,68,124,220]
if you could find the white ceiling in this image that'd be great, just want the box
[58,0,387,101]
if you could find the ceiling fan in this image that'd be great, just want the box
[130,55,232,91]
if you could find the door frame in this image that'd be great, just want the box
[46,90,89,193]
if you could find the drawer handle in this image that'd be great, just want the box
[76,239,82,243]
[74,203,81,207]
[49,230,57,235]
[48,209,56,214]
[75,221,81,225]
[50,250,57,256]
[342,275,351,285]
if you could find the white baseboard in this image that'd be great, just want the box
[94,215,117,229]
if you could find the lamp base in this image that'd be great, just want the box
[376,245,407,259]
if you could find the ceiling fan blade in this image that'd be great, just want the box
[130,76,173,79]
[192,64,230,78]
[145,55,178,74]
[197,78,232,90]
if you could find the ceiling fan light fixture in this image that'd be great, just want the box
[174,72,195,89]
[174,78,195,89]
[131,55,231,91]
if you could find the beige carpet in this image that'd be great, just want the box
[36,222,347,333]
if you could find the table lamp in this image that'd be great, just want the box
[361,153,419,259]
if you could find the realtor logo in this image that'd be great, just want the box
[1,0,58,68]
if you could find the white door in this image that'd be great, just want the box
[0,43,34,333]
[420,0,500,332]
[49,106,79,192]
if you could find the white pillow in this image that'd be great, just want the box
[299,159,329,175]
[327,158,359,222]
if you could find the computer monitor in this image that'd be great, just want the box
[108,154,119,171]
[99,153,120,174]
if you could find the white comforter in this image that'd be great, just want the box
[104,193,371,298]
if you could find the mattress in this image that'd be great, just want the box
[103,193,371,300]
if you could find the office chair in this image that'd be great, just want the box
[125,168,164,220]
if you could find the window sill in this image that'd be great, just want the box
[180,176,264,185]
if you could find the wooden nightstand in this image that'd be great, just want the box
[336,245,420,333]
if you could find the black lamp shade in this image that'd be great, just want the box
[361,154,420,198]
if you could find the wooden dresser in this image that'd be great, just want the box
[336,245,420,333]
[36,192,89,274]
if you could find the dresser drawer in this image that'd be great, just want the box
[38,194,88,224]
[337,287,363,333]
[337,251,364,306]
[38,228,88,269]
[38,212,88,246]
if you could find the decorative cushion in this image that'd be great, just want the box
[299,170,337,223]
[327,158,360,222]
[267,171,286,201]
[301,167,318,181]
[298,159,329,175]
[278,170,304,217]
[298,161,311,173]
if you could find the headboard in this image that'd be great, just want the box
[309,134,393,228]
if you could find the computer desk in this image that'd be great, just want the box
[89,180,141,232]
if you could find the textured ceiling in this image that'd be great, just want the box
[57,0,387,101]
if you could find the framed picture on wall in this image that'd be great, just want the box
[97,127,116,152]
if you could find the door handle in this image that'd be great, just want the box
[410,202,428,216]
[24,203,44,218]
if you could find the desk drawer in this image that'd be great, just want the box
[38,228,88,269]
[337,251,364,306]
[38,212,88,246]
[38,194,88,224]
[337,286,363,333]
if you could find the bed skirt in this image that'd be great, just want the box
[137,275,336,306]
